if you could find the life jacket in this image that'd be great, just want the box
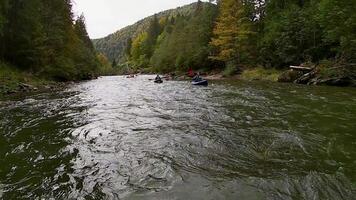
[188,68,195,77]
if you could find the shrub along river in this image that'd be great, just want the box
[0,75,356,199]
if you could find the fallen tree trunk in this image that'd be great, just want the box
[290,65,313,72]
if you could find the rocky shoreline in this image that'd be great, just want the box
[2,66,355,98]
[278,65,356,87]
[196,64,356,88]
[0,81,69,98]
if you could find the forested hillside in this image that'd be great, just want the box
[95,0,355,84]
[0,0,103,82]
[93,2,215,66]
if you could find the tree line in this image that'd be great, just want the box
[124,1,218,73]
[214,0,356,68]
[0,0,104,81]
[121,0,355,74]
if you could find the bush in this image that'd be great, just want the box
[222,63,237,77]
[317,60,356,80]
[0,62,27,84]
[278,70,304,82]
[317,60,342,79]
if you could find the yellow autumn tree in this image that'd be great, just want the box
[210,0,254,65]
[97,53,112,75]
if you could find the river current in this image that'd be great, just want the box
[0,75,356,199]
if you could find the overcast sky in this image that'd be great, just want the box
[72,0,199,39]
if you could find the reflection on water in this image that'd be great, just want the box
[0,75,356,199]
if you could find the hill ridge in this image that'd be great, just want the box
[93,2,215,63]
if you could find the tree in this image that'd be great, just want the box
[0,0,100,81]
[4,0,45,70]
[112,59,117,68]
[150,3,218,72]
[75,17,101,78]
[143,14,161,57]
[195,0,203,14]
[130,32,148,61]
[97,53,112,74]
[129,15,163,67]
[210,0,255,66]
[318,0,356,62]
[0,1,6,32]
[74,14,94,51]
[0,0,9,58]
[124,38,132,57]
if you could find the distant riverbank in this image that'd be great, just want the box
[2,63,355,98]
[199,64,356,87]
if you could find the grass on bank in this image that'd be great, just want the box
[240,67,282,82]
[0,62,52,95]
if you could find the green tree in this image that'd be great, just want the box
[151,3,218,72]
[0,0,9,58]
[112,59,117,68]
[0,0,100,81]
[74,14,94,51]
[4,0,45,70]
[318,0,356,62]
[258,0,327,67]
[144,14,161,57]
[73,14,100,79]
[124,38,132,58]
[130,32,148,60]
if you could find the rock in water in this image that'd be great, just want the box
[278,70,304,83]
[18,83,35,92]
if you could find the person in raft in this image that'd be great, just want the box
[193,72,202,82]
[155,75,162,81]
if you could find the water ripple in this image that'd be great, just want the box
[1,76,356,199]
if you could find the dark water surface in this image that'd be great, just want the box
[1,76,356,199]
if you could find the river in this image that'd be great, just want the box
[0,75,356,199]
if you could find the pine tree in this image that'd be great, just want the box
[73,14,99,75]
[124,38,132,57]
[144,14,161,57]
[75,14,94,51]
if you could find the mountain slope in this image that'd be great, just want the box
[93,2,216,64]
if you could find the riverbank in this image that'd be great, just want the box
[2,62,355,98]
[0,63,67,97]
[176,67,283,82]
[278,62,356,87]
[152,67,283,82]
[203,64,356,87]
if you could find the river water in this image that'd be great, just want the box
[0,75,356,199]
